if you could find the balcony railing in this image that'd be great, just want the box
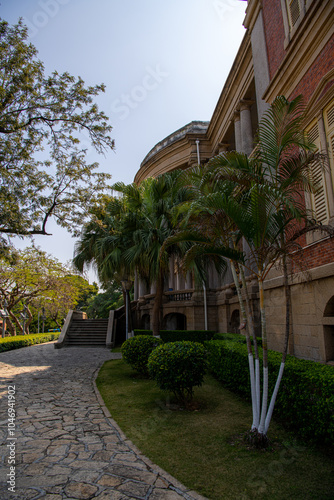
[165,291,193,302]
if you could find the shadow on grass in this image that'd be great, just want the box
[96,359,334,500]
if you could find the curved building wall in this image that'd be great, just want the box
[133,0,334,364]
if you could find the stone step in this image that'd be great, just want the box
[65,318,109,347]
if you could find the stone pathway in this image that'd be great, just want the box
[0,342,207,500]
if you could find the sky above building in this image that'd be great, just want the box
[1,0,247,283]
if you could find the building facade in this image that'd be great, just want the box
[133,0,334,364]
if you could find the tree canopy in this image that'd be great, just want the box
[0,19,114,239]
[0,246,97,334]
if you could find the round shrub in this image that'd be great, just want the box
[147,341,207,405]
[121,335,163,376]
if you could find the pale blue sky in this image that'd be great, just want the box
[1,0,247,282]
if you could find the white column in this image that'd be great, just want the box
[138,279,147,297]
[134,271,139,300]
[168,256,175,290]
[240,100,254,154]
[185,272,193,289]
[233,112,242,152]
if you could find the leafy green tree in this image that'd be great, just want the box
[0,19,114,238]
[0,246,78,335]
[86,281,123,318]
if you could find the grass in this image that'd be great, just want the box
[96,359,334,500]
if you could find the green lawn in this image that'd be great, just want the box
[96,359,334,500]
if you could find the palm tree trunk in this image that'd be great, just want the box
[230,260,258,429]
[264,254,291,434]
[258,275,268,436]
[239,265,260,428]
[152,267,164,336]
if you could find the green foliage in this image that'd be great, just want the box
[148,341,207,405]
[205,340,334,445]
[160,330,216,343]
[86,281,123,318]
[134,329,153,336]
[0,332,60,352]
[121,335,163,376]
[213,332,262,347]
[0,246,93,334]
[0,19,114,237]
[134,329,216,343]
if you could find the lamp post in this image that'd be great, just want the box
[121,279,133,340]
[1,300,9,338]
[20,304,29,335]
[42,307,46,334]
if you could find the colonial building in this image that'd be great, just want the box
[133,0,334,364]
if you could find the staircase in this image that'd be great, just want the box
[65,319,109,347]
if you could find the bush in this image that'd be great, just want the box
[205,339,334,445]
[160,330,216,343]
[0,333,61,352]
[134,329,153,336]
[134,329,216,343]
[213,332,262,347]
[148,341,207,405]
[122,335,163,376]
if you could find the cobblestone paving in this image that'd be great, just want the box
[0,343,207,500]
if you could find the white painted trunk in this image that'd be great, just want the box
[258,366,268,434]
[249,353,258,429]
[255,357,261,426]
[264,362,285,434]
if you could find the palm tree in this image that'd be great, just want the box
[174,96,328,443]
[112,170,195,335]
[73,195,136,337]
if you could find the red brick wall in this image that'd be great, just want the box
[292,237,334,272]
[289,34,334,102]
[262,0,286,79]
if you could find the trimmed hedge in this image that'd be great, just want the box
[205,340,334,445]
[121,335,163,376]
[134,329,153,336]
[148,341,207,404]
[0,333,61,352]
[134,329,216,343]
[213,332,262,348]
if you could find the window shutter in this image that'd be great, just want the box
[307,121,328,224]
[324,101,334,197]
[288,0,301,26]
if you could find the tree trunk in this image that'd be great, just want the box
[152,268,164,336]
[6,317,16,336]
[230,260,258,429]
[258,275,268,436]
[240,266,261,422]
[264,254,291,434]
[9,311,23,335]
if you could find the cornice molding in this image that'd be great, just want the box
[243,0,262,31]
[263,1,334,103]
[304,67,334,124]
